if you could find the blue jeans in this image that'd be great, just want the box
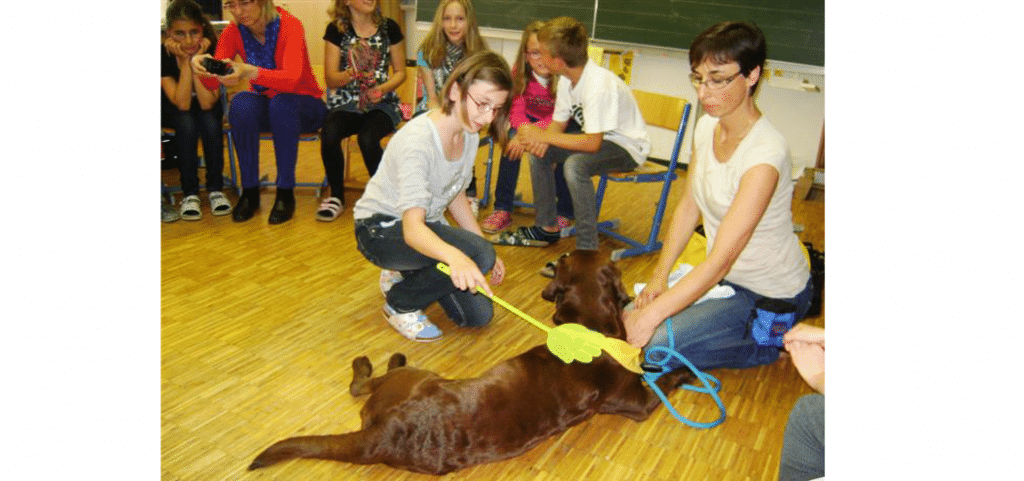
[640,277,814,371]
[530,122,636,250]
[493,126,573,219]
[162,100,224,196]
[354,214,496,327]
[229,92,327,189]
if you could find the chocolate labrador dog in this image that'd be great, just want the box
[248,250,692,475]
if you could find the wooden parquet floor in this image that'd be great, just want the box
[161,138,824,480]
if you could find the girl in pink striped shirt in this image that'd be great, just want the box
[480,21,574,234]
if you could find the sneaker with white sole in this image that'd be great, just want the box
[379,269,403,296]
[180,195,202,220]
[382,303,442,342]
[209,191,232,216]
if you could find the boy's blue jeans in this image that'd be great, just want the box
[638,277,814,371]
[354,214,496,327]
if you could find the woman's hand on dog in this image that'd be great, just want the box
[623,308,656,348]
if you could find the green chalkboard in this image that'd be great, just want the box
[416,0,823,67]
[594,0,824,66]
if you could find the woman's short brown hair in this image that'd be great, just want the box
[689,21,767,96]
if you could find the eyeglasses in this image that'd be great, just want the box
[222,0,255,11]
[689,71,743,90]
[466,92,500,115]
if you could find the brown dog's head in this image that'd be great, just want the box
[541,250,632,339]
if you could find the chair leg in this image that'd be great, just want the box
[226,130,242,196]
[478,137,495,208]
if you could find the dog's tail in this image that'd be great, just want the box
[247,430,375,470]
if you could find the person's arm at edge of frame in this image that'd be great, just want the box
[784,324,824,393]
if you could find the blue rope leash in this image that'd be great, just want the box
[641,319,727,429]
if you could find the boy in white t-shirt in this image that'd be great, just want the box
[492,16,650,258]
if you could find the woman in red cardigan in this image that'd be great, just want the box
[193,0,326,224]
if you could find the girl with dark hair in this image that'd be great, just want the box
[161,0,230,219]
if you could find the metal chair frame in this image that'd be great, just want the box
[593,95,692,261]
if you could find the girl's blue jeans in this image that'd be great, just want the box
[493,125,573,219]
[354,214,496,327]
[162,100,224,196]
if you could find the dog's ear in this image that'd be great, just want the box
[541,277,562,302]
[598,261,632,309]
[541,252,573,302]
[541,259,565,302]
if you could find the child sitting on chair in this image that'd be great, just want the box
[493,16,650,262]
[480,20,574,235]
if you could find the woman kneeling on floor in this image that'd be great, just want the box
[352,51,510,342]
[624,21,814,371]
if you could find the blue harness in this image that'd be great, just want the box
[640,318,727,429]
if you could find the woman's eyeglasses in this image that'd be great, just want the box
[689,71,743,90]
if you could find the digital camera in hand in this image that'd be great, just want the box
[202,57,234,75]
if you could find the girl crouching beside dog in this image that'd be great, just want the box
[353,51,511,342]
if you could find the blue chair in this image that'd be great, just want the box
[479,136,533,211]
[592,91,692,261]
[476,136,498,209]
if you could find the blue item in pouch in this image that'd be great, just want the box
[751,298,797,347]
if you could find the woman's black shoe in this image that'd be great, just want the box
[268,189,295,225]
[232,188,260,222]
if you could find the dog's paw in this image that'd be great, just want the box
[387,353,407,371]
[352,356,372,379]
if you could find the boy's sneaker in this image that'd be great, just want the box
[382,303,442,342]
[490,225,560,247]
[379,269,403,296]
[480,210,512,233]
